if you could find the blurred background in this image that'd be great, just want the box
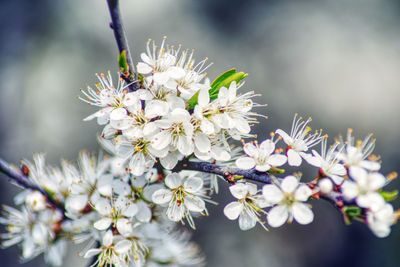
[1,0,400,266]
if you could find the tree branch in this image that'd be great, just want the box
[106,0,137,89]
[172,160,272,184]
[0,157,66,214]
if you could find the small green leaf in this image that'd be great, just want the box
[343,206,362,217]
[118,50,129,76]
[187,68,248,109]
[379,190,398,202]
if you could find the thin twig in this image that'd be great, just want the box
[106,0,137,90]
[0,157,66,214]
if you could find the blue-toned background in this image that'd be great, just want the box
[1,0,399,266]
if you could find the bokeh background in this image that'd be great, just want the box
[1,0,400,266]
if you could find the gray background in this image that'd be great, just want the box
[1,0,400,266]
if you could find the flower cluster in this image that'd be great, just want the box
[80,38,260,179]
[0,37,398,267]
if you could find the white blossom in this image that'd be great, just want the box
[263,176,314,227]
[152,173,208,229]
[337,129,380,173]
[367,203,398,238]
[305,138,346,185]
[276,114,323,166]
[235,138,287,172]
[342,168,386,211]
[223,182,269,230]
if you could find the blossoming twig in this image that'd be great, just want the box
[0,157,66,214]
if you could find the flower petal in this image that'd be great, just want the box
[235,157,255,170]
[292,203,314,225]
[281,175,299,194]
[262,184,284,204]
[223,201,243,220]
[267,205,289,228]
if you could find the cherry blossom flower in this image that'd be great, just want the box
[263,175,314,227]
[136,37,185,85]
[366,203,398,238]
[223,182,269,230]
[152,173,208,229]
[276,114,323,166]
[84,230,133,267]
[305,138,346,185]
[93,196,138,237]
[235,138,287,172]
[341,167,386,211]
[151,108,194,157]
[80,72,129,125]
[337,129,380,172]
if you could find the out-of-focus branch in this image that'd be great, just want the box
[0,157,66,214]
[106,0,137,89]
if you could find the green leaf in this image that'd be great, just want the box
[343,206,362,217]
[187,68,248,109]
[118,50,129,76]
[379,190,398,202]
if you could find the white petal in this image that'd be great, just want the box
[65,194,88,213]
[184,195,205,212]
[137,62,152,74]
[260,140,275,155]
[287,149,302,166]
[152,189,173,204]
[93,218,112,230]
[198,88,210,107]
[167,66,186,79]
[268,154,287,167]
[136,201,152,222]
[341,181,359,200]
[114,239,132,254]
[223,201,243,220]
[275,129,292,144]
[292,203,314,225]
[235,157,255,170]
[183,177,204,193]
[243,143,258,157]
[267,205,289,228]
[229,183,249,199]
[294,185,312,201]
[160,152,178,170]
[145,100,169,118]
[177,136,194,156]
[239,209,257,230]
[165,173,182,189]
[103,230,113,247]
[151,131,172,150]
[368,173,386,191]
[255,164,271,172]
[262,185,284,204]
[194,133,211,153]
[360,160,381,171]
[116,218,132,236]
[166,201,185,221]
[281,175,299,194]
